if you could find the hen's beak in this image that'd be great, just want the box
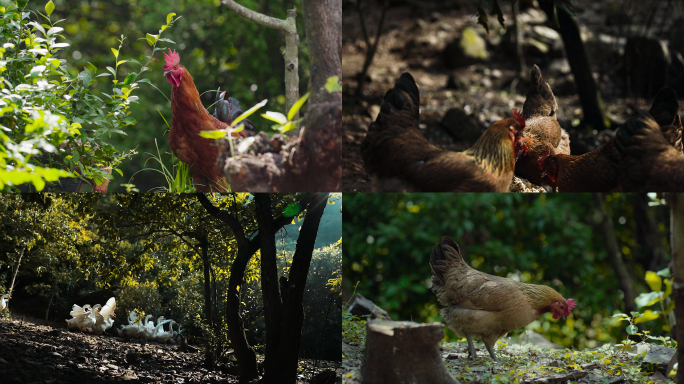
[163,70,171,76]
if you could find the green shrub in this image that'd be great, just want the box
[0,0,177,191]
[116,281,162,322]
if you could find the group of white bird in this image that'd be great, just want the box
[66,297,116,334]
[0,294,10,311]
[117,311,183,344]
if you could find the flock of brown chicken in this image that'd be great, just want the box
[361,66,684,192]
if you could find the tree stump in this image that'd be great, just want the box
[360,320,460,384]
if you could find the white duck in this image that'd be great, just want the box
[118,310,142,338]
[143,316,165,340]
[66,304,91,331]
[69,303,90,318]
[172,322,185,344]
[95,297,116,333]
[155,320,176,343]
[0,294,9,311]
[83,304,102,333]
[151,319,174,342]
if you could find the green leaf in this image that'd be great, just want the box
[199,130,226,139]
[324,76,342,93]
[116,60,128,66]
[634,309,660,325]
[123,73,136,85]
[283,202,301,217]
[635,291,660,308]
[145,33,158,46]
[656,268,671,278]
[111,48,119,59]
[45,0,55,16]
[279,121,296,133]
[476,6,489,34]
[47,27,63,36]
[626,325,638,335]
[288,92,309,121]
[645,271,662,292]
[106,66,116,76]
[233,99,268,126]
[166,12,176,24]
[237,136,256,153]
[261,111,288,125]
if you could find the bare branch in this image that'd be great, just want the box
[220,0,295,34]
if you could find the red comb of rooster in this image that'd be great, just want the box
[164,49,180,66]
[512,108,525,128]
[565,298,576,315]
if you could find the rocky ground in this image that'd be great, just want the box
[342,334,675,383]
[0,315,341,384]
[342,0,683,192]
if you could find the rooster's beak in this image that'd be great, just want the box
[163,70,171,76]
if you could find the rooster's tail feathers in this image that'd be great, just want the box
[429,236,465,287]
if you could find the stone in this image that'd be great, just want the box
[643,345,676,365]
[344,294,390,320]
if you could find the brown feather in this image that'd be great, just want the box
[169,66,230,192]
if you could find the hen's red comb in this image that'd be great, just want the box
[164,49,180,67]
[565,298,576,315]
[512,108,525,128]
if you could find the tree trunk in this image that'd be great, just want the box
[631,194,667,271]
[195,193,314,382]
[9,246,25,295]
[220,1,341,192]
[304,0,341,105]
[227,242,261,383]
[592,194,637,313]
[539,2,608,130]
[254,194,284,382]
[361,320,459,384]
[670,194,684,384]
[200,235,213,330]
[260,193,328,384]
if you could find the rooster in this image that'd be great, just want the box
[515,65,570,186]
[361,72,527,192]
[430,237,575,361]
[538,87,680,192]
[163,49,253,192]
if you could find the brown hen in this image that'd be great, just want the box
[361,72,527,192]
[539,87,680,192]
[430,237,575,361]
[617,109,684,191]
[515,65,570,187]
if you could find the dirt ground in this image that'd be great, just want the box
[0,313,341,384]
[342,0,678,192]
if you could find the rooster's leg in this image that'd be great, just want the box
[485,343,499,362]
[464,332,476,359]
